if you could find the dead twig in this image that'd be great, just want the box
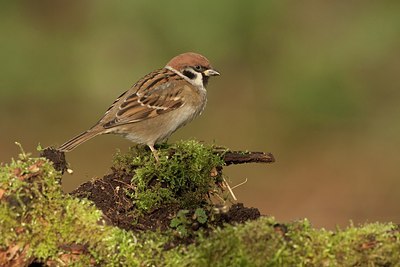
[217,150,275,165]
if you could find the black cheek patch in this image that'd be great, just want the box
[182,70,196,79]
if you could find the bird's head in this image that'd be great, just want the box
[166,52,220,88]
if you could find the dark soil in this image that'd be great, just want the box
[41,147,261,233]
[40,147,68,174]
[70,166,261,232]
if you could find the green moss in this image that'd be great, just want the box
[113,140,225,212]
[0,149,167,266]
[167,218,400,267]
[1,144,400,266]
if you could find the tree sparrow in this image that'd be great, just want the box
[59,52,220,160]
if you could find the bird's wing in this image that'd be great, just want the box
[102,72,187,128]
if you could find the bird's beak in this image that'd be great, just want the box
[203,69,220,77]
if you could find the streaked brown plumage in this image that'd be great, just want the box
[59,52,220,160]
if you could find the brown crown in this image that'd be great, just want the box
[166,52,212,70]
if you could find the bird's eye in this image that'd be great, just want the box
[194,65,202,71]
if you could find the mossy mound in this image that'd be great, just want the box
[0,149,166,266]
[71,141,243,233]
[113,140,225,212]
[1,142,400,266]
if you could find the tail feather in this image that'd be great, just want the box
[59,130,99,152]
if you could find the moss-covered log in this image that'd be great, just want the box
[1,141,400,266]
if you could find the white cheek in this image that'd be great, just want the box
[164,66,205,90]
[191,72,204,89]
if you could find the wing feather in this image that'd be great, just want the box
[103,72,186,129]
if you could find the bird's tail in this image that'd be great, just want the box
[59,130,100,152]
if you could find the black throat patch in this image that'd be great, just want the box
[202,74,209,87]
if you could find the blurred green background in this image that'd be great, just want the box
[1,1,399,229]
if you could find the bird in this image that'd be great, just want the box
[58,52,220,161]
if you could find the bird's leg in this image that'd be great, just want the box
[148,145,159,162]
